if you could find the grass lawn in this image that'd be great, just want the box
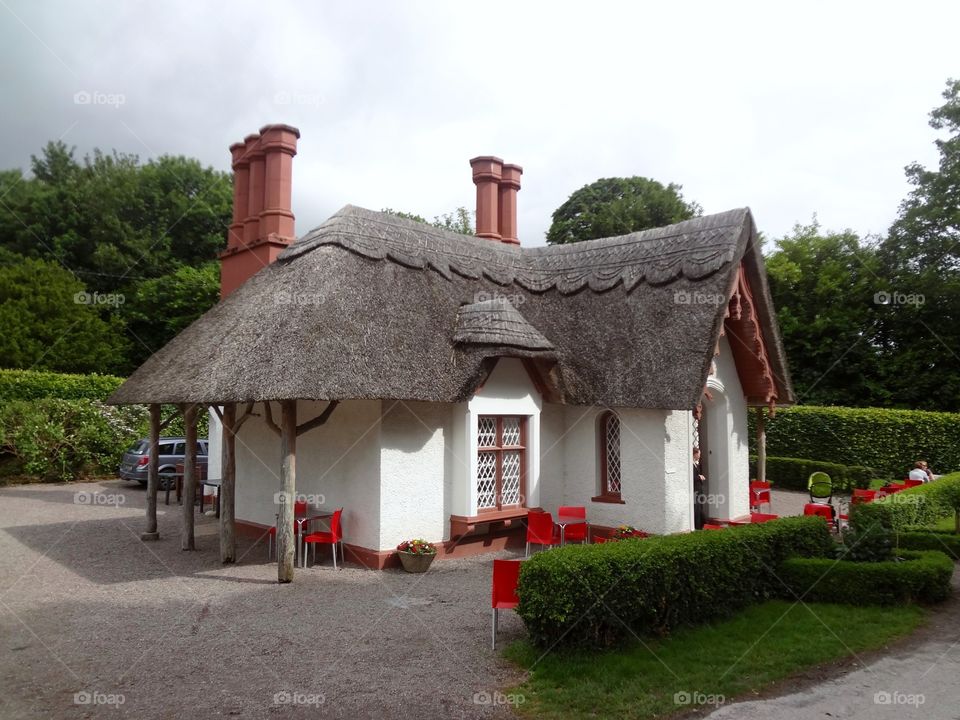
[504,600,925,720]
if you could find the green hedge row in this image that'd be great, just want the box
[516,516,833,649]
[0,368,124,402]
[898,532,960,561]
[750,455,879,491]
[749,405,960,478]
[850,472,960,532]
[778,550,954,605]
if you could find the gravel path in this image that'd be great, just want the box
[0,480,525,719]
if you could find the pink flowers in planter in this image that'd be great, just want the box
[396,538,437,555]
[612,525,649,540]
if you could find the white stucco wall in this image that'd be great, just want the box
[234,399,382,551]
[703,335,751,520]
[206,408,221,479]
[378,400,450,550]
[538,403,566,512]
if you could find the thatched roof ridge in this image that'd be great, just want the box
[107,205,794,409]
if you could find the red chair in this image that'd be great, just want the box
[557,506,588,544]
[267,499,308,560]
[491,559,522,649]
[880,483,906,494]
[902,479,924,489]
[525,511,561,557]
[852,489,878,504]
[749,481,772,511]
[703,523,726,530]
[750,512,779,523]
[804,503,835,526]
[301,508,344,569]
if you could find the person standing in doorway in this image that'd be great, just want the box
[693,447,707,530]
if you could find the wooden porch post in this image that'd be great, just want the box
[219,403,237,563]
[141,403,161,541]
[756,407,766,483]
[181,404,198,551]
[278,399,297,583]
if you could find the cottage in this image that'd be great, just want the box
[108,124,794,579]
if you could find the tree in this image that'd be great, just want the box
[765,220,887,407]
[876,78,960,411]
[381,207,474,235]
[0,257,129,374]
[546,177,701,245]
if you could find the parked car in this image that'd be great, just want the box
[119,437,209,490]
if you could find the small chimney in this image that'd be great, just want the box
[470,155,522,245]
[220,124,300,298]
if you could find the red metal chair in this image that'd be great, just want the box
[703,523,726,530]
[267,499,308,560]
[302,508,344,569]
[491,559,522,649]
[749,481,772,511]
[750,512,779,523]
[525,511,561,557]
[557,506,588,544]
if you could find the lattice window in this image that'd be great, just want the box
[600,412,622,497]
[476,416,526,511]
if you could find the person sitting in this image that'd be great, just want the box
[909,461,932,483]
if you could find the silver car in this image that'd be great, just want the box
[119,437,209,490]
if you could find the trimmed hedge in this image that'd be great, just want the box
[516,516,833,649]
[749,455,879,491]
[898,532,960,561]
[778,550,954,605]
[749,405,960,478]
[0,368,124,402]
[851,472,960,532]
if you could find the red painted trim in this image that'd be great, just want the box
[591,494,625,505]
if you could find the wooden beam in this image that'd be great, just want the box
[180,403,198,551]
[263,401,281,436]
[141,403,161,541]
[295,401,339,437]
[219,403,237,563]
[278,399,297,582]
[756,407,766,483]
[158,410,179,433]
[234,401,256,431]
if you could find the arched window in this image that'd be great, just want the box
[596,411,622,501]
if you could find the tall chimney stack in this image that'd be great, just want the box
[470,155,522,245]
[220,124,300,298]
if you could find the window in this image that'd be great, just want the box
[477,416,526,512]
[596,411,622,501]
[172,442,185,456]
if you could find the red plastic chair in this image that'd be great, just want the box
[557,506,588,544]
[302,508,344,569]
[804,503,835,526]
[750,512,779,523]
[852,489,878,504]
[902,479,924,489]
[267,500,308,560]
[749,481,772,511]
[703,523,726,530]
[880,483,906,494]
[525,511,561,557]
[491,559,522,649]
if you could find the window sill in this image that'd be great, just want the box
[591,495,625,505]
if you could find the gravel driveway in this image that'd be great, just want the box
[0,480,525,719]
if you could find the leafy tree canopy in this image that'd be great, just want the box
[381,206,474,235]
[546,176,701,245]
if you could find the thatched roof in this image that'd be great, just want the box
[108,205,794,409]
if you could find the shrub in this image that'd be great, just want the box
[778,550,954,605]
[837,503,894,562]
[0,399,146,481]
[850,472,960,532]
[749,405,960,478]
[516,516,833,649]
[0,368,124,402]
[750,455,879,491]
[898,532,960,561]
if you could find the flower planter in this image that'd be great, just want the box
[398,550,436,573]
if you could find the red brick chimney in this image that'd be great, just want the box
[220,124,300,298]
[469,155,522,245]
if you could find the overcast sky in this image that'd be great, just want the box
[1,0,957,247]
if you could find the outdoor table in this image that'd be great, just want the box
[555,514,589,546]
[200,477,222,518]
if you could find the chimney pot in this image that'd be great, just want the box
[470,156,503,240]
[258,124,300,239]
[498,163,523,245]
